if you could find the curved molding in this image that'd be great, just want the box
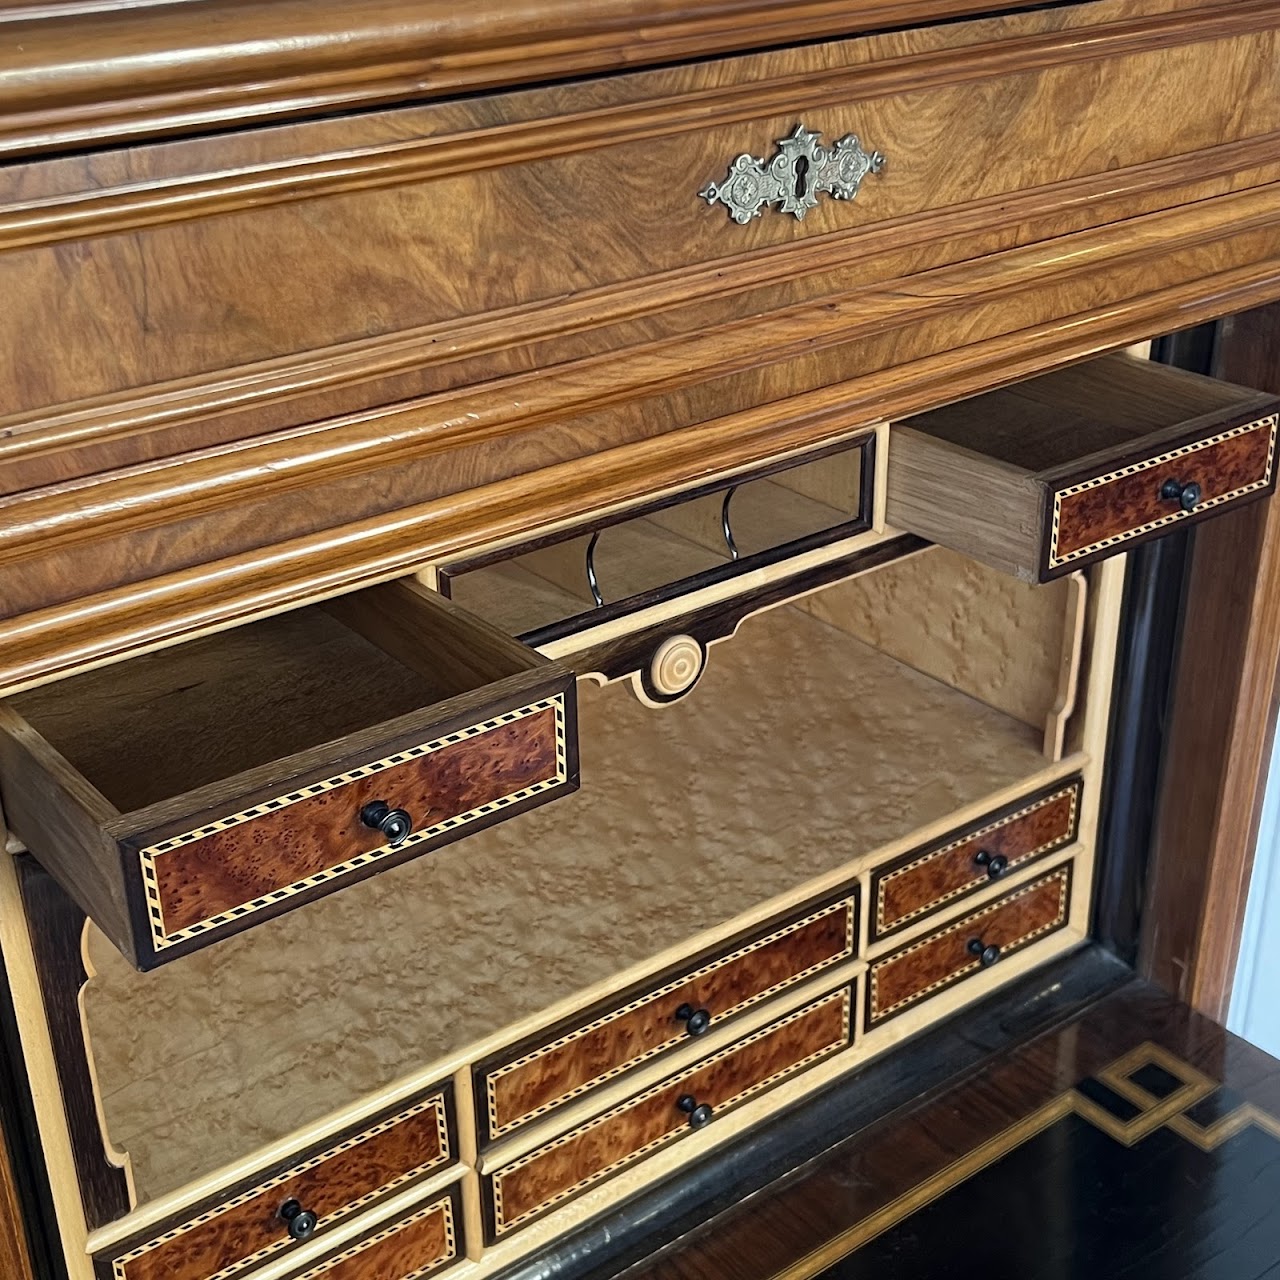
[0,0,1121,161]
[1,1,1277,250]
[3,128,1279,479]
[1,181,1279,568]
[4,217,1280,694]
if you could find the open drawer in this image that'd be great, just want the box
[886,353,1280,582]
[0,581,578,969]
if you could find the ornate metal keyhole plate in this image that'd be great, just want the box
[699,123,886,224]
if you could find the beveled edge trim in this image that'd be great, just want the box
[108,1092,451,1280]
[1047,414,1279,569]
[867,865,1071,1026]
[483,895,857,1141]
[873,781,1079,936]
[140,695,567,951]
[489,986,853,1236]
[289,1191,457,1280]
[4,1,1276,251]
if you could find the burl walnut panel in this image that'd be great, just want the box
[868,865,1072,1027]
[481,895,856,1143]
[103,1092,452,1280]
[487,987,853,1238]
[872,781,1080,939]
[138,700,566,956]
[1050,413,1278,570]
[291,1191,458,1280]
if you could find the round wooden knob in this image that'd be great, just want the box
[279,1199,318,1241]
[650,635,704,697]
[677,1094,714,1129]
[1160,478,1202,511]
[967,937,1002,968]
[675,1003,712,1037]
[973,850,1008,880]
[360,800,413,847]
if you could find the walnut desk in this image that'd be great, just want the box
[0,2,1279,1278]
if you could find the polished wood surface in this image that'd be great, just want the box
[870,778,1080,940]
[0,0,1066,160]
[102,1091,453,1280]
[867,865,1072,1026]
[0,1,1277,689]
[0,1110,33,1280]
[1145,304,1280,1017]
[611,979,1280,1280]
[289,1187,460,1280]
[486,987,854,1239]
[478,894,857,1145]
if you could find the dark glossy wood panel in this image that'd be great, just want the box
[614,981,1280,1280]
[99,1088,454,1280]
[486,987,853,1239]
[479,893,857,1144]
[1050,412,1277,568]
[867,865,1072,1026]
[287,1186,460,1280]
[871,779,1080,940]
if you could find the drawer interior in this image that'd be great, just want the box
[5,583,544,816]
[77,542,1092,1211]
[442,438,870,644]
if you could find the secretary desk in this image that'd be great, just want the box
[1,1,1280,1277]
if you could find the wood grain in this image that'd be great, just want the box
[290,1187,460,1280]
[871,780,1080,941]
[0,1107,34,1280]
[1144,303,1280,1018]
[101,1091,453,1280]
[0,0,1089,160]
[486,987,853,1238]
[479,895,856,1144]
[867,865,1073,1026]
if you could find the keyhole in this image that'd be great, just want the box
[794,156,810,199]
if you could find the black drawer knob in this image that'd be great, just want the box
[967,937,1002,968]
[279,1199,318,1241]
[1160,478,1202,512]
[973,850,1009,880]
[677,1094,714,1129]
[360,800,413,847]
[675,1003,712,1037]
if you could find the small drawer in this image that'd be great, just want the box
[475,890,858,1145]
[867,864,1072,1028]
[283,1185,462,1280]
[0,579,578,969]
[887,354,1279,582]
[484,985,853,1239]
[96,1087,456,1280]
[870,779,1080,941]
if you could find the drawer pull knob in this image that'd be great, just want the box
[1160,478,1203,512]
[674,1003,712,1037]
[700,123,885,224]
[360,800,413,847]
[974,850,1009,880]
[677,1094,714,1129]
[279,1199,318,1242]
[967,938,1002,968]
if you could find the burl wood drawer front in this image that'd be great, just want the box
[870,780,1080,941]
[0,578,579,969]
[888,355,1280,582]
[485,986,853,1239]
[285,1186,461,1280]
[476,891,857,1145]
[98,1087,455,1280]
[867,865,1072,1028]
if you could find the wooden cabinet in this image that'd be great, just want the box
[0,2,1278,1279]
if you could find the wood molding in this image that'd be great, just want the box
[1142,304,1280,1019]
[2,1,1277,247]
[5,182,1280,573]
[5,127,1280,479]
[0,0,1235,161]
